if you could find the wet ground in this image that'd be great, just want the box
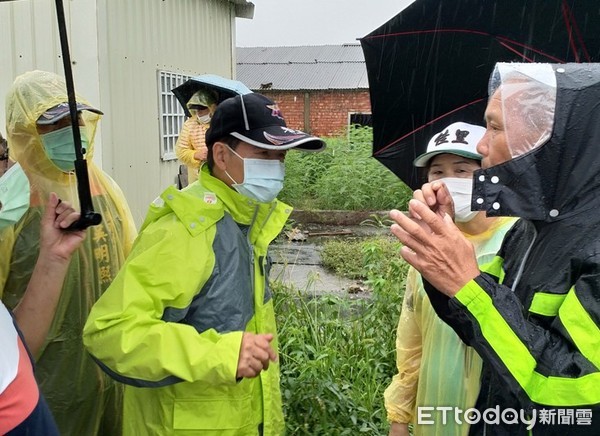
[270,223,389,298]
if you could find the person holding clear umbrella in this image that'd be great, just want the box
[176,89,218,184]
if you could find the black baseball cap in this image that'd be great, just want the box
[206,93,325,151]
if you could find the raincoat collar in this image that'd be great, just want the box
[143,165,292,247]
[197,165,291,227]
[473,63,600,223]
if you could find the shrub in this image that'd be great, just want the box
[280,126,412,211]
[320,239,365,279]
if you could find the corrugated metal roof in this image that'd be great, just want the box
[236,44,368,90]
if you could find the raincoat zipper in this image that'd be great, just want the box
[511,221,537,293]
[483,220,536,435]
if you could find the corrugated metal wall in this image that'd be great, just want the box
[0,0,237,225]
[0,0,101,142]
[98,0,236,224]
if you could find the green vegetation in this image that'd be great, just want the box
[273,236,410,434]
[279,126,413,211]
[273,127,414,433]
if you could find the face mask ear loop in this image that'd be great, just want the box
[222,143,244,185]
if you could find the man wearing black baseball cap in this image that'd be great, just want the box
[205,92,325,202]
[84,92,326,435]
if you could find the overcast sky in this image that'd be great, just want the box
[236,0,415,47]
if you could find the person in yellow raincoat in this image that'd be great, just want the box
[0,70,137,435]
[384,122,516,436]
[175,89,218,184]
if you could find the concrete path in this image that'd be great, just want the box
[270,241,366,298]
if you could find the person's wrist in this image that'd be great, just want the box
[38,245,73,265]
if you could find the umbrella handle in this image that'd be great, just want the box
[55,0,102,230]
[65,160,102,230]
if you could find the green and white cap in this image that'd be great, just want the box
[413,122,485,167]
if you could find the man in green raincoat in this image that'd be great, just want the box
[0,70,137,435]
[84,92,325,435]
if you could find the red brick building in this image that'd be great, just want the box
[236,44,371,137]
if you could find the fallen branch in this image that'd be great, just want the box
[308,230,353,237]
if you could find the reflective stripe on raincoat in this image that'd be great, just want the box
[0,70,137,435]
[427,63,600,434]
[83,164,290,435]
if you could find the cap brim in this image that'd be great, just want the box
[231,126,326,152]
[37,103,104,125]
[413,150,482,167]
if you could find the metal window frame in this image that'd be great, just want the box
[157,70,192,161]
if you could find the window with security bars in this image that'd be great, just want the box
[158,70,192,161]
[349,112,372,128]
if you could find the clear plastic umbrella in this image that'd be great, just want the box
[172,74,252,117]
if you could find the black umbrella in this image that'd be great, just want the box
[172,74,252,117]
[360,0,600,189]
[1,0,101,229]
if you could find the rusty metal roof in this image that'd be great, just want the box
[236,44,368,91]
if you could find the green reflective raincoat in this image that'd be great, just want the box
[0,70,137,435]
[384,217,515,435]
[83,164,290,435]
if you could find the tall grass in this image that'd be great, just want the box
[273,236,409,434]
[280,126,413,211]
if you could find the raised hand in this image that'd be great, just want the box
[39,192,86,261]
[412,180,455,221]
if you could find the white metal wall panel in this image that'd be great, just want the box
[0,0,101,148]
[0,0,237,226]
[97,0,237,224]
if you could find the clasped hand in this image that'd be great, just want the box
[236,332,278,379]
[389,181,480,297]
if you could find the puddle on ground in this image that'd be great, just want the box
[270,224,389,297]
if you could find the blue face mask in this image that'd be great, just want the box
[224,146,285,203]
[40,126,89,172]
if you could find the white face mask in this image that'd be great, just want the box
[0,162,30,230]
[197,114,211,124]
[440,177,478,223]
[224,145,285,203]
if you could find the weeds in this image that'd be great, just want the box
[273,236,409,434]
[280,127,412,211]
[275,127,413,434]
[360,214,394,228]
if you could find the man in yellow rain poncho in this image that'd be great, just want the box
[0,70,137,435]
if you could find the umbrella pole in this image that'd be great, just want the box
[55,0,102,229]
